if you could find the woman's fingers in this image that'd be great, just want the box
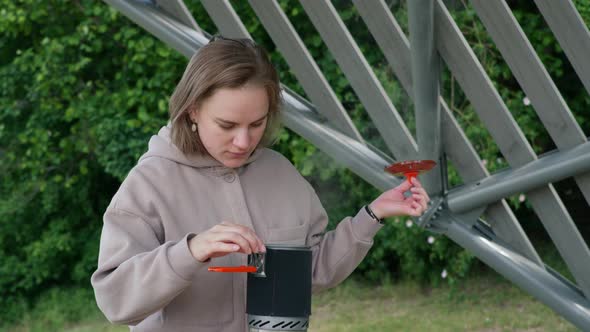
[214,222,265,254]
[188,232,238,262]
[395,180,413,193]
[410,201,423,216]
[411,186,429,200]
[189,222,266,262]
[212,230,258,254]
[412,194,428,211]
[231,223,265,253]
[411,177,428,189]
[370,176,433,219]
[410,185,430,213]
[210,241,241,254]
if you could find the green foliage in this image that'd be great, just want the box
[1,0,588,326]
[0,0,183,324]
[355,218,474,286]
[15,287,98,332]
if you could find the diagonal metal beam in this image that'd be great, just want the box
[352,0,413,95]
[437,212,590,331]
[199,0,250,39]
[408,0,442,193]
[101,0,399,193]
[534,0,590,98]
[299,0,417,160]
[435,0,534,166]
[247,0,364,142]
[448,140,590,213]
[354,0,541,265]
[435,0,590,298]
[282,90,399,191]
[441,104,543,265]
[471,0,590,213]
[155,0,200,32]
[103,0,204,58]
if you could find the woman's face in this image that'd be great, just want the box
[190,85,269,168]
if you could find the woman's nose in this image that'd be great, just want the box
[233,129,250,149]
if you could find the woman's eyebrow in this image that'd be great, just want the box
[215,113,268,125]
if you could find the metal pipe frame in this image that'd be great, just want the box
[102,0,400,192]
[437,211,590,330]
[435,0,590,299]
[408,0,442,193]
[448,140,590,213]
[353,0,542,265]
[104,0,590,328]
[298,0,417,160]
[103,0,208,57]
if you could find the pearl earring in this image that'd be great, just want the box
[191,123,197,132]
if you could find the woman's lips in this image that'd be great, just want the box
[227,151,249,158]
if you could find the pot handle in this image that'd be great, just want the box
[208,252,265,274]
[208,266,258,273]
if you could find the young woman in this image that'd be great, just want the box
[91,37,429,331]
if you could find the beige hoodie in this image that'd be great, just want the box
[91,125,383,331]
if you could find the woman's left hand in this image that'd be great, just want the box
[368,177,430,219]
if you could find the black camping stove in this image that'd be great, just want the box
[246,245,312,332]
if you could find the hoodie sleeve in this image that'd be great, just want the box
[91,208,205,325]
[305,183,383,293]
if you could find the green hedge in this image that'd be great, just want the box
[1,0,588,324]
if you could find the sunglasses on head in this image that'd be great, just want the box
[208,35,256,47]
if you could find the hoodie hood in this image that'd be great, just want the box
[138,125,262,169]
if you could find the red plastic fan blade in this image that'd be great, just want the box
[384,160,436,182]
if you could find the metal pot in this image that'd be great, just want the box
[209,245,312,331]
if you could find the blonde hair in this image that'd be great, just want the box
[169,37,282,154]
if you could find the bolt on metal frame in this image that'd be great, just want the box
[103,0,590,329]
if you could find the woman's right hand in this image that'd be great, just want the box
[188,222,266,262]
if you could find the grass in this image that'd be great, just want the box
[2,268,577,332]
[310,273,577,332]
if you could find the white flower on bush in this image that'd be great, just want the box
[427,236,435,244]
[406,219,413,228]
[523,96,531,106]
[519,194,526,202]
[482,159,488,167]
[441,269,448,279]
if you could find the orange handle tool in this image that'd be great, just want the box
[208,266,258,273]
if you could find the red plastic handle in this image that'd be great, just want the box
[208,266,258,273]
[404,171,419,183]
